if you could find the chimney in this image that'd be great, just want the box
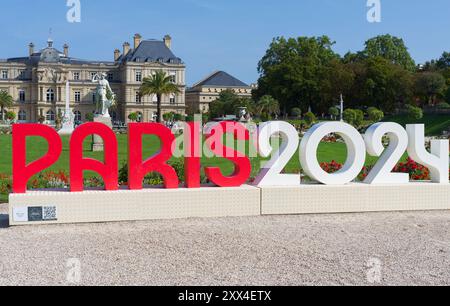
[63,44,69,57]
[123,42,130,56]
[114,49,121,61]
[163,35,172,49]
[29,43,35,56]
[134,33,142,49]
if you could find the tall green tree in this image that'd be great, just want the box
[256,95,280,120]
[414,72,446,106]
[209,90,255,119]
[139,70,180,123]
[362,34,416,71]
[437,52,450,69]
[255,36,340,114]
[0,90,13,121]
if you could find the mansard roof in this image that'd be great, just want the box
[118,40,183,64]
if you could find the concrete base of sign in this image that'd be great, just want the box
[9,185,261,226]
[260,182,450,215]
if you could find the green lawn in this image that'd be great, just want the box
[384,114,450,136]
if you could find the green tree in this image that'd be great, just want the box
[290,107,302,118]
[414,72,446,106]
[128,112,138,122]
[437,52,450,69]
[367,107,384,122]
[304,111,316,126]
[348,57,413,113]
[343,109,357,126]
[256,95,280,120]
[362,34,416,71]
[0,90,13,121]
[85,113,94,122]
[6,111,16,121]
[328,106,339,120]
[353,109,365,128]
[406,105,423,120]
[139,70,180,123]
[255,36,340,114]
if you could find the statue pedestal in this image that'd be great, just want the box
[58,119,75,135]
[92,116,113,152]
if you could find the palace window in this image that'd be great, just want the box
[18,110,26,121]
[135,92,142,104]
[169,71,176,83]
[19,70,26,79]
[107,73,114,81]
[73,72,80,80]
[46,89,55,102]
[46,110,55,122]
[74,91,81,103]
[92,91,96,103]
[135,71,142,82]
[74,111,82,122]
[170,94,176,105]
[1,70,8,79]
[19,90,26,102]
[90,72,97,80]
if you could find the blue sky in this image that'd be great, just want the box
[0,0,449,85]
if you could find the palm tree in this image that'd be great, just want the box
[0,90,13,122]
[139,70,180,123]
[257,95,280,120]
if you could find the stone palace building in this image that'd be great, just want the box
[0,34,186,124]
[186,71,252,114]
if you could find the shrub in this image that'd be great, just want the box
[436,102,450,109]
[343,109,356,125]
[6,111,16,121]
[128,112,138,122]
[290,107,302,118]
[393,158,430,181]
[353,109,364,127]
[304,112,316,126]
[85,113,94,122]
[328,106,339,120]
[367,107,384,122]
[406,105,423,120]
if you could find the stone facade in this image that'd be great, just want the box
[0,34,186,124]
[186,71,252,114]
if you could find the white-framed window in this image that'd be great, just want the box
[152,94,158,104]
[18,110,26,121]
[107,73,113,81]
[169,71,176,83]
[170,94,176,104]
[74,110,82,122]
[1,70,8,79]
[46,88,55,102]
[46,110,55,121]
[19,70,26,79]
[73,72,80,80]
[74,91,81,103]
[135,91,142,104]
[135,71,142,82]
[19,89,26,102]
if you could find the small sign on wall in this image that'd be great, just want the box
[13,206,57,222]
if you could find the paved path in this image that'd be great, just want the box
[1,204,450,286]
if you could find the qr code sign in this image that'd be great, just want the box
[43,206,57,221]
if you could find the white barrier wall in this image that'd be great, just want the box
[8,183,450,226]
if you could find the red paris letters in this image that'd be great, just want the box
[11,122,252,194]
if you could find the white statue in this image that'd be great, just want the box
[92,73,116,117]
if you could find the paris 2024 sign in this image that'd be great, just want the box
[11,121,449,194]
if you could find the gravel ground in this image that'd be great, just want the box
[1,203,450,286]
